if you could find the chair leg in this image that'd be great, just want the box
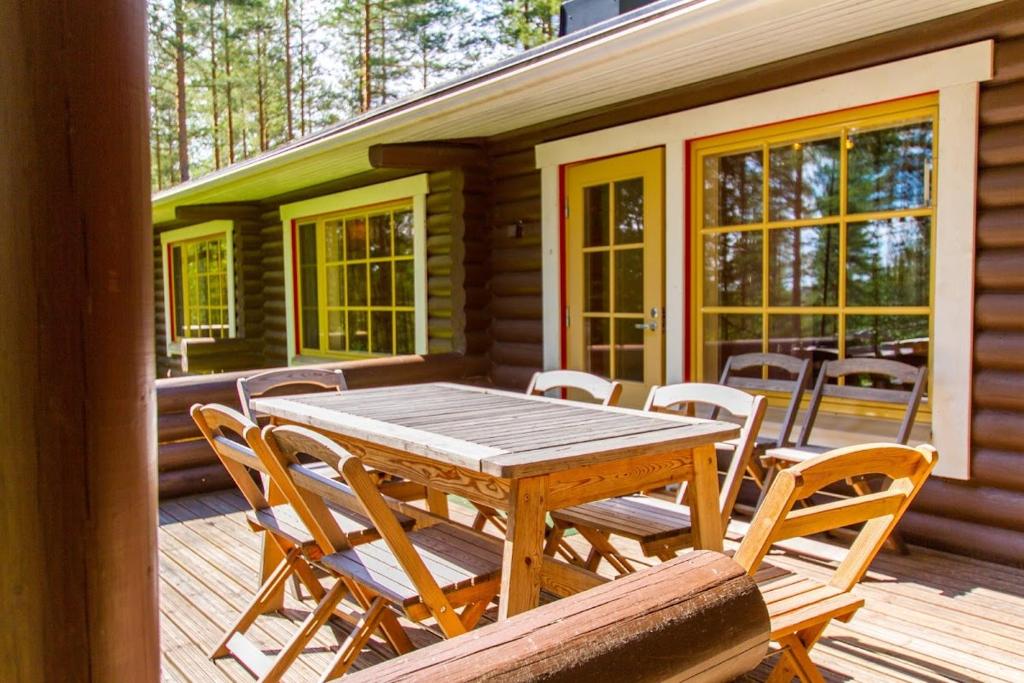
[460,596,494,630]
[775,635,825,683]
[319,596,389,682]
[348,581,414,657]
[259,579,350,683]
[575,526,636,576]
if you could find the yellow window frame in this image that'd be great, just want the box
[171,233,231,341]
[295,200,416,359]
[690,94,938,420]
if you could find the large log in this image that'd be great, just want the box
[347,551,768,683]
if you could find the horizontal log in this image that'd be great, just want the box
[465,330,491,355]
[491,197,540,225]
[159,464,234,500]
[981,81,1024,126]
[427,254,452,276]
[977,248,1024,289]
[976,293,1024,330]
[427,276,452,297]
[974,369,1024,411]
[347,551,768,683]
[490,341,544,368]
[900,509,1024,566]
[490,295,543,321]
[158,439,217,473]
[368,142,488,170]
[489,270,542,297]
[427,338,455,354]
[491,362,539,391]
[491,318,544,344]
[492,246,542,273]
[913,478,1024,531]
[975,331,1024,370]
[490,148,536,178]
[426,212,453,234]
[978,207,1024,248]
[979,121,1024,166]
[428,297,454,317]
[427,169,455,192]
[978,165,1024,208]
[973,448,1024,491]
[464,308,491,333]
[973,409,1024,451]
[492,171,540,203]
[491,220,542,249]
[994,35,1024,83]
[158,411,201,443]
[464,285,489,310]
[426,190,452,215]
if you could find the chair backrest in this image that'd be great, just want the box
[644,383,767,527]
[259,424,463,631]
[526,370,623,406]
[797,358,927,447]
[237,367,348,420]
[734,443,936,591]
[716,352,812,447]
[190,403,269,512]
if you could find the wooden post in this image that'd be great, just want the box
[0,2,159,681]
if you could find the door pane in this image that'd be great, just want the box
[394,210,414,255]
[703,231,762,306]
[396,311,415,354]
[614,318,644,381]
[703,313,762,381]
[584,184,610,247]
[326,265,344,306]
[847,120,933,213]
[768,314,838,375]
[703,149,763,227]
[369,213,391,257]
[585,251,609,312]
[345,217,367,259]
[347,264,367,306]
[395,260,414,307]
[847,217,930,307]
[585,317,610,378]
[768,226,839,307]
[370,262,391,306]
[614,249,643,313]
[348,311,369,352]
[769,137,840,220]
[371,311,393,354]
[325,220,343,261]
[614,178,644,244]
[327,311,345,352]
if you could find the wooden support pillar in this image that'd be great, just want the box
[0,2,159,681]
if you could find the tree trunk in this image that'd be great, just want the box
[361,0,371,112]
[256,25,267,152]
[284,0,294,140]
[223,0,235,163]
[299,0,307,136]
[174,0,190,181]
[155,128,164,190]
[208,2,221,169]
[379,8,387,104]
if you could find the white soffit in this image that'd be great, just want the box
[152,0,1002,222]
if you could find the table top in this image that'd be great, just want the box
[251,382,740,478]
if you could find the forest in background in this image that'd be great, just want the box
[149,0,561,190]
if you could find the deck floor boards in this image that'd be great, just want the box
[160,491,1024,682]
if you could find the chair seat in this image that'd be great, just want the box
[319,523,503,609]
[552,494,694,545]
[763,445,829,465]
[753,562,863,639]
[247,499,413,548]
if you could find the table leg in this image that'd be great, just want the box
[425,487,450,518]
[499,476,547,620]
[690,443,724,552]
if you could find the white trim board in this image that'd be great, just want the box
[279,174,430,364]
[535,41,994,480]
[158,220,237,356]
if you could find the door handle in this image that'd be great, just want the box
[634,321,657,331]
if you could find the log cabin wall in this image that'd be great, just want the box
[483,1,1024,565]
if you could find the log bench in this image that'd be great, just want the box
[346,550,769,683]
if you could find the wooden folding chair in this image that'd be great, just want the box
[261,424,504,681]
[191,403,408,682]
[471,369,622,563]
[237,366,348,421]
[547,383,766,575]
[734,442,937,683]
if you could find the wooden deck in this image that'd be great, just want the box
[159,491,1024,682]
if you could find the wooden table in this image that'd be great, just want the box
[252,382,739,619]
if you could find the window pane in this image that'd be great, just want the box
[395,260,414,307]
[847,217,930,307]
[703,314,762,380]
[370,262,392,306]
[614,248,643,313]
[847,120,933,213]
[394,210,414,256]
[326,265,343,307]
[703,149,763,227]
[703,231,762,307]
[396,311,415,354]
[768,314,838,376]
[845,315,928,367]
[325,220,343,262]
[769,137,840,220]
[614,318,644,381]
[614,178,644,245]
[298,223,319,348]
[345,217,367,260]
[347,264,367,306]
[585,317,610,378]
[584,184,610,247]
[585,251,609,312]
[369,213,391,257]
[371,311,393,354]
[768,226,839,306]
[348,310,369,352]
[327,311,345,352]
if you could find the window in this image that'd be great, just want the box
[295,202,417,357]
[693,96,936,404]
[160,220,235,352]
